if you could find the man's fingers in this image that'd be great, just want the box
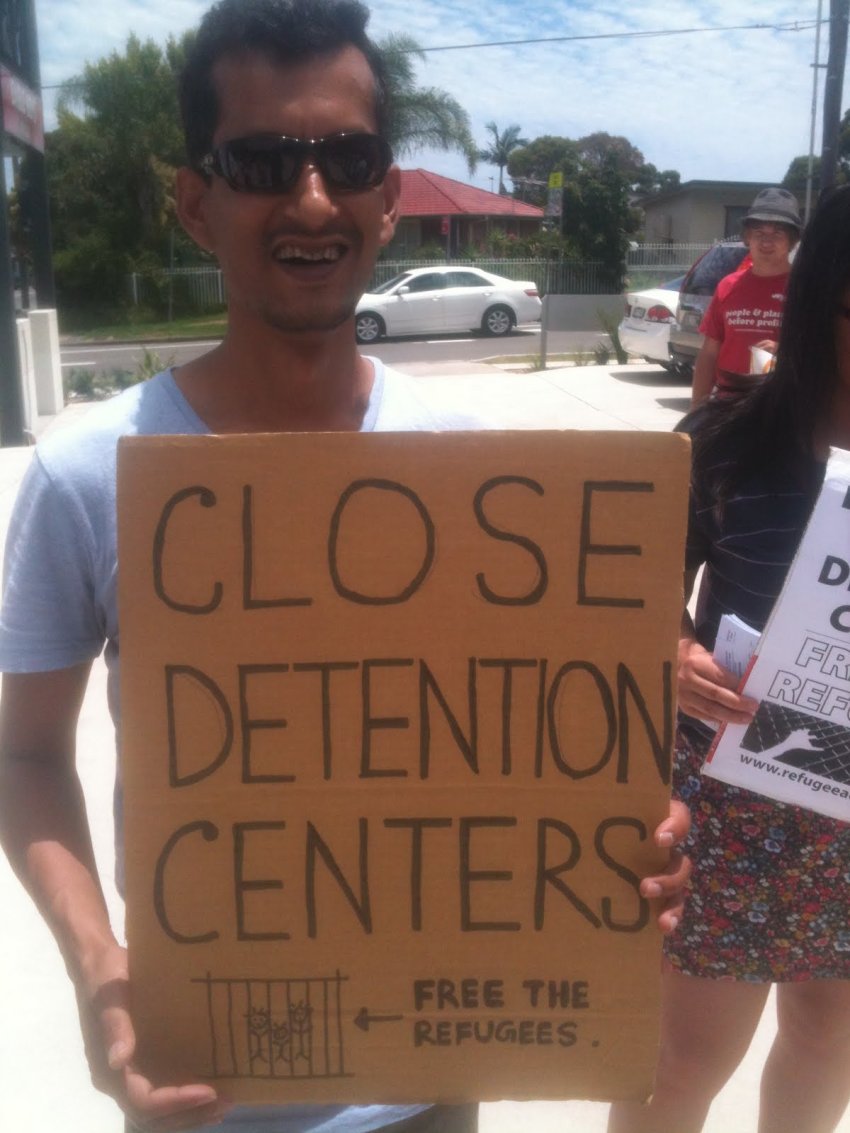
[86,975,136,1070]
[646,804,692,935]
[656,899,685,936]
[655,799,690,848]
[642,849,691,935]
[73,945,229,1129]
[641,850,691,897]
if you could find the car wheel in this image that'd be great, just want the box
[481,305,514,337]
[355,312,385,344]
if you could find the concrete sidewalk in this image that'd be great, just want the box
[0,361,845,1133]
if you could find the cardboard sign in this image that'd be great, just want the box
[705,447,850,821]
[118,430,689,1104]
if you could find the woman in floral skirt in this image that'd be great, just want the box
[610,185,850,1133]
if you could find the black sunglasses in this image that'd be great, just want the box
[199,132,393,194]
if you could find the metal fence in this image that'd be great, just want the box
[126,246,715,313]
[128,266,226,311]
[626,242,714,272]
[367,258,615,295]
[623,243,715,289]
[126,257,618,311]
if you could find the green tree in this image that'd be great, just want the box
[782,155,823,192]
[378,34,477,172]
[48,30,480,319]
[58,34,187,241]
[574,132,679,195]
[562,154,638,289]
[47,33,199,317]
[506,132,677,287]
[478,122,528,194]
[634,163,681,195]
[782,107,850,191]
[506,135,578,204]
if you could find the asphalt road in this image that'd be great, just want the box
[60,326,612,378]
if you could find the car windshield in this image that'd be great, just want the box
[684,245,748,295]
[661,275,685,291]
[369,272,412,294]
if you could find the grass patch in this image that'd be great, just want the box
[486,349,634,371]
[61,313,227,342]
[485,352,575,366]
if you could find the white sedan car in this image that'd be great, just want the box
[355,265,542,343]
[618,276,683,371]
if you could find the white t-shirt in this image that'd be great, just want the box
[0,361,483,1133]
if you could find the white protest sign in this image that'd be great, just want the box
[705,448,850,821]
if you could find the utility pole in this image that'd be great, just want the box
[0,98,24,445]
[819,0,850,193]
[806,0,825,220]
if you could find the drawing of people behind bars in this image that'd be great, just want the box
[195,972,348,1081]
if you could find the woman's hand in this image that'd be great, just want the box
[677,638,758,725]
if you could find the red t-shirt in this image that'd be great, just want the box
[699,267,789,388]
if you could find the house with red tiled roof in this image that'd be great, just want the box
[389,168,544,257]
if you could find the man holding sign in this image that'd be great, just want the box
[0,2,688,1131]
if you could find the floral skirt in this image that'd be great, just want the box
[664,726,850,981]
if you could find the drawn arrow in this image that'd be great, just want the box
[354,1007,404,1032]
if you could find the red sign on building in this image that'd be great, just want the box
[1,65,43,152]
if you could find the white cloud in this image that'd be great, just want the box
[33,0,837,188]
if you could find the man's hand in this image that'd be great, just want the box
[0,668,232,1133]
[691,335,721,408]
[640,801,691,935]
[677,638,758,725]
[76,940,231,1131]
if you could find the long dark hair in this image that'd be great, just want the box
[686,184,850,499]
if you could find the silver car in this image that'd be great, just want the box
[668,242,748,375]
[355,266,542,344]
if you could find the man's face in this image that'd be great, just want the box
[180,46,400,337]
[742,221,796,272]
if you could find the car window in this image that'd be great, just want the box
[683,245,748,295]
[371,272,411,295]
[446,271,488,288]
[406,273,447,293]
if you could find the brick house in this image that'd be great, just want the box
[388,168,544,257]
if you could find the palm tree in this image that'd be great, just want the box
[378,34,477,174]
[478,122,528,194]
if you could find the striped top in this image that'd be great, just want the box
[683,435,824,738]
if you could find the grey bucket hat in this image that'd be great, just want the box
[743,187,802,232]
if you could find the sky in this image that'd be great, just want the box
[33,0,843,193]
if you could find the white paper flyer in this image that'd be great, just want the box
[703,447,850,822]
